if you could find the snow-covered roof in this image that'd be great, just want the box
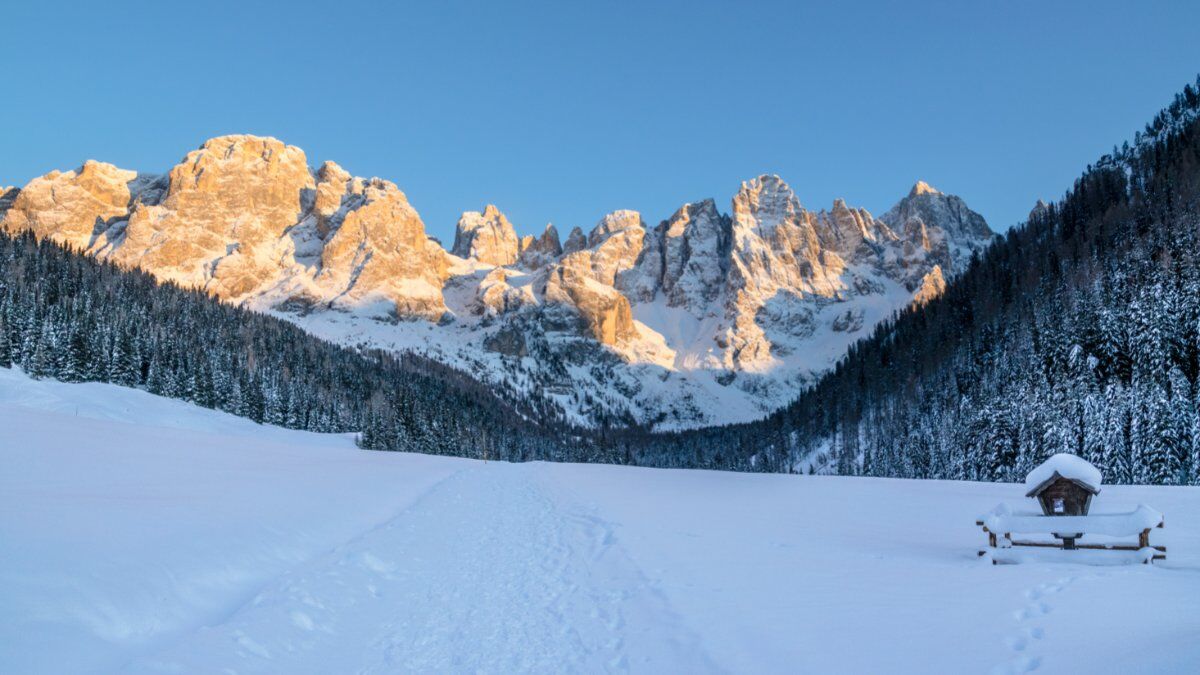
[1024,453,1102,496]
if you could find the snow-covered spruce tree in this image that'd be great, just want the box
[1134,379,1177,484]
[1166,366,1193,484]
[0,317,11,369]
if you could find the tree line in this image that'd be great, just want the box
[0,232,582,462]
[627,76,1200,485]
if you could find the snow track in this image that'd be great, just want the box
[127,464,714,674]
[5,370,1200,673]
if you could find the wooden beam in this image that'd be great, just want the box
[1008,540,1166,553]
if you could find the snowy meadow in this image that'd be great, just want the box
[2,367,1199,674]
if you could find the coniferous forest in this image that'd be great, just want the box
[0,233,584,462]
[6,79,1200,484]
[628,77,1200,485]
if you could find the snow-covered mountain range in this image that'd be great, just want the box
[0,135,993,427]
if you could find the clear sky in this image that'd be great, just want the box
[3,1,1199,242]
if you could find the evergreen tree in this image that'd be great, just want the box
[0,318,11,369]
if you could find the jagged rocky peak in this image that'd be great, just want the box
[0,160,148,250]
[451,204,520,266]
[291,156,450,317]
[910,180,941,197]
[876,179,993,282]
[312,175,449,319]
[562,226,587,254]
[657,198,730,312]
[1,133,450,319]
[881,180,992,244]
[587,209,644,247]
[732,174,805,236]
[729,174,848,299]
[543,254,636,346]
[820,198,883,258]
[537,210,648,346]
[111,135,316,297]
[580,210,646,288]
[715,174,995,370]
[517,222,563,269]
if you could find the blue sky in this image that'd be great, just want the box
[2,1,1198,242]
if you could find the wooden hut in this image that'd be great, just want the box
[1023,454,1102,548]
[1024,455,1101,516]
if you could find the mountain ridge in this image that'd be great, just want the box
[626,76,1200,484]
[0,135,993,428]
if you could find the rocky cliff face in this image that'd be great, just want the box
[309,172,448,318]
[452,205,520,266]
[562,226,587,254]
[517,223,562,269]
[0,160,149,251]
[879,180,992,276]
[1,134,993,429]
[2,135,449,319]
[0,186,18,217]
[113,135,312,298]
[656,199,730,314]
[705,175,982,369]
[536,210,648,345]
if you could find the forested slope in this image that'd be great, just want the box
[0,231,580,462]
[629,77,1200,484]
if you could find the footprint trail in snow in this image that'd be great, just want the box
[990,575,1086,675]
[125,464,715,674]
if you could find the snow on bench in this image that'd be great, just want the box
[980,503,1163,538]
[976,503,1166,565]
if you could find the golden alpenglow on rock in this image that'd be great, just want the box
[1,160,142,250]
[452,205,521,267]
[114,136,314,298]
[314,176,449,319]
[0,137,992,429]
[1,135,452,320]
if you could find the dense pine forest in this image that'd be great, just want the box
[630,77,1200,484]
[0,233,584,462]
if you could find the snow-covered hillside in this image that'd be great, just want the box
[0,135,994,429]
[3,368,1198,673]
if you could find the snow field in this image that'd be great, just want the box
[2,368,1199,673]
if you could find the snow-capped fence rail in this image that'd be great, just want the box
[976,504,1166,564]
